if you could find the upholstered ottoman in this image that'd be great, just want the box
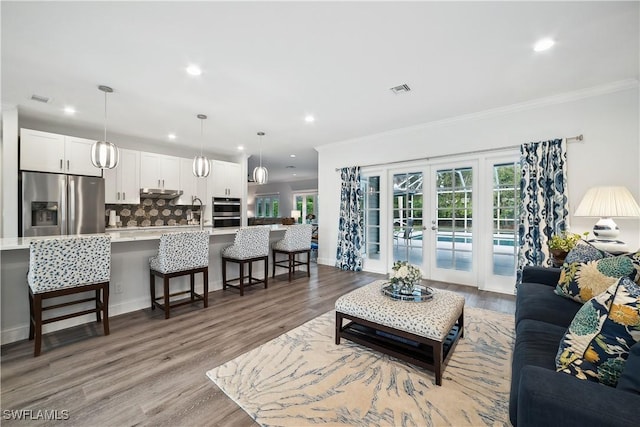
[335,280,465,385]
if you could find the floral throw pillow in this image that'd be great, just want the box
[556,277,640,387]
[555,240,640,303]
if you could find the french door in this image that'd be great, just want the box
[384,162,476,286]
[427,161,477,285]
[362,155,518,291]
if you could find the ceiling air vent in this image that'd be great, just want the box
[390,84,411,94]
[30,94,52,103]
[286,165,296,169]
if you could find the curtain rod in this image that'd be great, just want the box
[334,134,583,171]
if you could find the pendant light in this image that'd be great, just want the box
[253,131,268,184]
[91,85,120,169]
[192,114,211,178]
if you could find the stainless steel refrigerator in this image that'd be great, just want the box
[20,171,105,237]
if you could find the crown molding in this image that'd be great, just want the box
[317,79,639,152]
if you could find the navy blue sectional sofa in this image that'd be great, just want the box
[510,266,639,427]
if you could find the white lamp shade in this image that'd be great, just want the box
[574,186,640,218]
[253,166,268,185]
[192,156,211,177]
[91,140,119,169]
[291,210,301,219]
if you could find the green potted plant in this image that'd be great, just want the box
[548,231,588,266]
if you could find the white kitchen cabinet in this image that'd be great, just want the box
[104,149,140,204]
[177,158,208,205]
[20,128,102,177]
[210,160,242,198]
[139,152,180,190]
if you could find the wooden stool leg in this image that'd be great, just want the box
[264,256,268,288]
[249,259,253,285]
[272,249,276,278]
[150,271,156,310]
[190,272,195,301]
[163,276,170,319]
[28,290,35,340]
[34,294,43,357]
[239,261,245,296]
[203,268,209,308]
[288,252,294,281]
[222,258,227,291]
[306,250,311,277]
[96,289,102,323]
[103,282,110,335]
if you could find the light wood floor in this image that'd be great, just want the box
[1,265,515,426]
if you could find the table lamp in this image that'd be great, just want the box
[574,186,640,252]
[291,210,301,224]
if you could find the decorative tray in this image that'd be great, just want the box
[381,283,434,302]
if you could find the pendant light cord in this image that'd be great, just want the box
[200,118,204,157]
[259,133,263,167]
[103,90,108,141]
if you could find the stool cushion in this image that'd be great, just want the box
[28,235,111,294]
[273,224,313,252]
[149,231,209,274]
[222,227,270,260]
[335,280,465,341]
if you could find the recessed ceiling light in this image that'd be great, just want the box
[237,145,244,151]
[304,115,315,123]
[168,133,176,140]
[293,173,297,176]
[290,154,296,158]
[533,38,555,52]
[186,64,202,76]
[63,106,76,115]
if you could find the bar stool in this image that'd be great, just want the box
[149,231,209,319]
[272,224,313,281]
[221,227,270,296]
[27,235,111,357]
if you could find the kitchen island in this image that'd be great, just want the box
[0,225,287,345]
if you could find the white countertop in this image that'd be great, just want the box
[0,225,287,250]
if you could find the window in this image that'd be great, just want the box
[293,192,318,224]
[255,195,279,218]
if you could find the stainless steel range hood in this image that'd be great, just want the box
[140,188,183,199]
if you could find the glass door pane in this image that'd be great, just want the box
[435,167,473,271]
[429,163,476,285]
[492,162,520,276]
[392,171,423,266]
[362,176,381,260]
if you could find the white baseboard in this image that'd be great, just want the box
[1,282,226,345]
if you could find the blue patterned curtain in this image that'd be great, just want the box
[336,167,363,271]
[517,139,568,282]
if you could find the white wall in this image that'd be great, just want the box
[1,105,19,238]
[317,82,640,270]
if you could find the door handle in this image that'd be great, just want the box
[431,225,438,230]
[162,179,165,188]
[117,192,120,200]
[123,192,125,200]
[60,159,63,170]
[67,160,70,170]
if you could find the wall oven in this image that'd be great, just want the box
[212,197,241,228]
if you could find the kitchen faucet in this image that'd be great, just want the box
[192,197,204,230]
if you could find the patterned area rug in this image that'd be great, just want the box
[207,307,514,427]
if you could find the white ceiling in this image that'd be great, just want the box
[2,1,638,183]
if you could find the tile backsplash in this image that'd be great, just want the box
[106,199,197,227]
